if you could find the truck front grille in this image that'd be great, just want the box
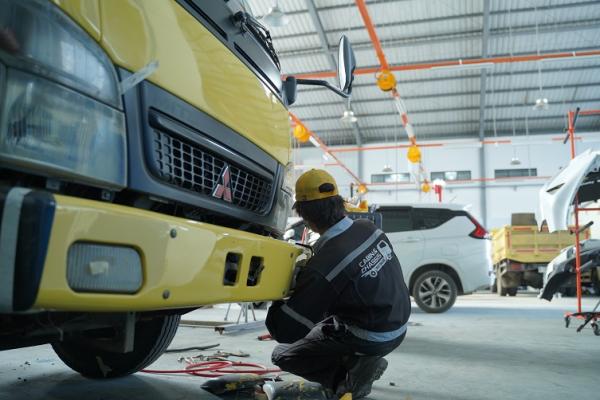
[151,129,272,214]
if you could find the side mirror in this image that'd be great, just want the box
[288,36,356,100]
[337,35,356,94]
[282,76,297,106]
[283,229,295,241]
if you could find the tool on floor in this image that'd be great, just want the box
[176,349,251,363]
[164,343,220,353]
[201,373,281,395]
[262,380,340,400]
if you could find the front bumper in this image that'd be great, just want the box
[0,187,301,313]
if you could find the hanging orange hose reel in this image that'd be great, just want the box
[375,69,396,92]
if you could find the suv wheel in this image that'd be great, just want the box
[413,270,458,313]
[52,314,180,378]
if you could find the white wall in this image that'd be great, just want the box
[293,133,600,230]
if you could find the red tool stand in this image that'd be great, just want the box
[562,107,600,336]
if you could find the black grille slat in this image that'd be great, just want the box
[151,129,272,214]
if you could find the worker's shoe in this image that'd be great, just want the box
[342,356,388,399]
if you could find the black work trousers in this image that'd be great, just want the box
[271,317,405,392]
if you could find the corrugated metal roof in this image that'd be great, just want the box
[257,0,600,146]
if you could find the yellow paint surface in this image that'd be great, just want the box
[34,195,301,311]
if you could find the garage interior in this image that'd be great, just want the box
[1,0,600,399]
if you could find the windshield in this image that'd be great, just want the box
[229,1,281,70]
[181,0,283,96]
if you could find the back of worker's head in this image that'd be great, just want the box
[293,169,345,233]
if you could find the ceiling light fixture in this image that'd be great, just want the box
[262,1,289,27]
[533,97,549,111]
[340,109,358,124]
[382,165,393,173]
[510,156,522,166]
[341,98,358,124]
[430,62,494,72]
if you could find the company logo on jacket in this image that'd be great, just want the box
[359,240,393,278]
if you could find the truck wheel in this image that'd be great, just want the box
[507,287,518,296]
[52,314,180,378]
[592,322,600,336]
[413,270,457,313]
[496,277,508,296]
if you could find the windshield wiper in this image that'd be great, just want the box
[232,11,281,70]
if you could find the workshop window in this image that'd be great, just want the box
[495,168,537,178]
[371,172,411,183]
[430,170,471,181]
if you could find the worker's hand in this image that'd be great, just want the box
[289,258,308,293]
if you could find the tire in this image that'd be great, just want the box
[496,276,508,296]
[507,287,518,297]
[413,270,458,313]
[592,322,600,337]
[52,314,180,378]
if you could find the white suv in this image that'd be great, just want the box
[375,204,491,313]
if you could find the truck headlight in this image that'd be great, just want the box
[0,0,126,188]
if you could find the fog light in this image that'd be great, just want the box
[67,243,142,294]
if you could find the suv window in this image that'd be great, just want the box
[379,208,413,233]
[413,208,455,230]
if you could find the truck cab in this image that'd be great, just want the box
[0,0,354,378]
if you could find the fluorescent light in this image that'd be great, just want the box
[308,136,320,148]
[541,54,600,63]
[431,62,494,72]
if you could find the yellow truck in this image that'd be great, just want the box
[0,0,354,378]
[491,214,585,296]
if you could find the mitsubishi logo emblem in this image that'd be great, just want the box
[212,165,233,203]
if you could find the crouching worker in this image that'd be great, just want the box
[266,169,411,399]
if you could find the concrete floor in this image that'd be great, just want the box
[1,293,598,400]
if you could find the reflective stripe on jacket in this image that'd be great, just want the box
[266,217,411,344]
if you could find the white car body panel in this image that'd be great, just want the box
[383,204,492,294]
[538,149,600,232]
[387,230,425,276]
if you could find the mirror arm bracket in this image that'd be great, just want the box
[295,78,351,98]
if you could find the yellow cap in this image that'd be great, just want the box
[295,169,339,202]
